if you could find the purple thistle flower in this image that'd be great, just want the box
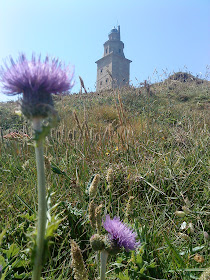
[0,53,74,118]
[103,215,140,252]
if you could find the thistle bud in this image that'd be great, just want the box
[104,236,121,255]
[90,234,105,251]
[89,174,100,197]
[70,240,88,280]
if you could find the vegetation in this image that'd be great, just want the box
[0,73,209,279]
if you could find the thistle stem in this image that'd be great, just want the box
[32,118,47,280]
[100,250,108,280]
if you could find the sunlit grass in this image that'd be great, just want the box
[0,73,209,279]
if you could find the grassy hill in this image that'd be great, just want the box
[0,73,209,279]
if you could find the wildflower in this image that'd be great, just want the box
[70,240,88,280]
[180,221,187,230]
[0,54,74,280]
[103,215,140,252]
[0,54,74,118]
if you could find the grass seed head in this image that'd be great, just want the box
[89,174,100,197]
[125,196,135,218]
[106,168,114,188]
[70,240,88,280]
[95,204,103,233]
[89,200,96,229]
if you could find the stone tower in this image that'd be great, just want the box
[95,26,132,91]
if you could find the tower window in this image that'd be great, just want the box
[106,48,108,54]
[100,69,103,73]
[100,81,102,85]
[106,79,108,83]
[119,49,121,53]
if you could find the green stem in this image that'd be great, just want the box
[32,118,47,280]
[100,250,108,280]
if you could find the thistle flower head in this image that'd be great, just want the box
[103,215,140,252]
[0,54,74,118]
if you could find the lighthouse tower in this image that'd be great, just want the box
[95,26,132,91]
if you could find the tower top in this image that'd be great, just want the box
[108,25,120,41]
[95,25,131,91]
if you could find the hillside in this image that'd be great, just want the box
[0,73,209,279]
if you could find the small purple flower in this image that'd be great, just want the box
[0,54,74,118]
[103,215,140,251]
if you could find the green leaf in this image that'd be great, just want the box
[4,243,20,259]
[118,269,130,280]
[86,175,95,194]
[0,228,6,246]
[164,233,185,267]
[15,194,35,213]
[139,266,145,274]
[14,272,29,278]
[51,165,66,175]
[136,254,143,266]
[0,255,7,268]
[0,266,9,280]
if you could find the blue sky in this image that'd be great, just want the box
[0,0,209,102]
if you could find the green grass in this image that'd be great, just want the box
[0,74,209,279]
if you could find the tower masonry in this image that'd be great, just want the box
[95,26,132,91]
